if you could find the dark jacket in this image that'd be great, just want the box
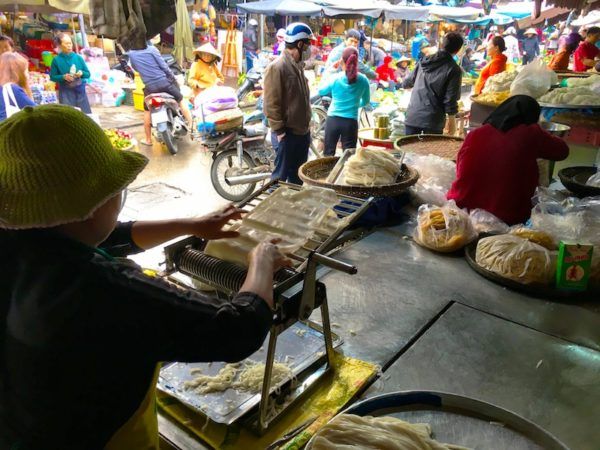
[0,223,272,450]
[403,50,462,132]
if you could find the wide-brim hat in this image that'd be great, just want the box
[524,28,537,36]
[0,105,148,229]
[503,26,516,36]
[193,43,222,61]
[398,56,411,63]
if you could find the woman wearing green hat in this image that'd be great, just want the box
[0,105,289,449]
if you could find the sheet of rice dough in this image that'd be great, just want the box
[204,186,342,267]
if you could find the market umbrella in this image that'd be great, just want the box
[173,0,193,67]
[236,0,322,16]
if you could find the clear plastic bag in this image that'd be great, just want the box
[469,209,509,235]
[510,58,558,99]
[530,194,600,247]
[414,200,477,252]
[475,234,555,285]
[404,153,456,206]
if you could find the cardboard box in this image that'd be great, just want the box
[556,242,594,291]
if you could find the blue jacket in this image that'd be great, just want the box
[128,46,175,91]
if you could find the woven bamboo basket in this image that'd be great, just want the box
[394,135,464,161]
[299,157,419,198]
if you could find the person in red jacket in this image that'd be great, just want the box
[447,96,569,225]
[376,55,397,85]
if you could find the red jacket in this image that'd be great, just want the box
[447,124,569,225]
[376,56,397,82]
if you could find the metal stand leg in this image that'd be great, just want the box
[259,325,279,431]
[319,296,336,369]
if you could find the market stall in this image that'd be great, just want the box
[153,122,599,449]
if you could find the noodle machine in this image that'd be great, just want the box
[160,181,373,434]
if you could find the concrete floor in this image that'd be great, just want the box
[96,105,228,222]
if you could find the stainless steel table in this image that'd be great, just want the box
[365,303,600,450]
[159,225,600,449]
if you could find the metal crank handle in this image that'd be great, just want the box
[312,253,357,275]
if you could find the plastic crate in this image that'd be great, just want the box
[133,92,145,111]
[25,39,54,60]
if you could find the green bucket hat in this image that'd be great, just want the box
[0,105,148,229]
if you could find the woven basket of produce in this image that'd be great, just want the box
[299,156,419,198]
[394,135,463,161]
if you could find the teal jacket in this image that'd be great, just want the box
[318,72,370,120]
[50,52,90,85]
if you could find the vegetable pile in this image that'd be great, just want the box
[104,129,133,150]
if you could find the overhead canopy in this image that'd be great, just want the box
[236,0,322,16]
[447,12,515,25]
[494,2,534,19]
[320,0,389,18]
[0,0,88,14]
[571,9,600,26]
[517,6,571,27]
[385,4,430,21]
[540,0,599,12]
[429,5,481,20]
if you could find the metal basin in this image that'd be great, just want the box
[539,121,571,137]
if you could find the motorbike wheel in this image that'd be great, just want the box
[310,106,327,158]
[161,127,178,155]
[210,149,257,202]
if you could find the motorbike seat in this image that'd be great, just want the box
[145,92,175,101]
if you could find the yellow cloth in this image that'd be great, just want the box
[105,365,161,450]
[157,353,377,449]
[188,60,225,92]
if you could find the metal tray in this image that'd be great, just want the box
[538,102,600,110]
[306,391,568,450]
[158,321,342,425]
[464,238,599,300]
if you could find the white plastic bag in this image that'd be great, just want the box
[195,86,238,114]
[510,58,557,99]
[404,153,456,206]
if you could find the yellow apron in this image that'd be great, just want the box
[105,365,161,450]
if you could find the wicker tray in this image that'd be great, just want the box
[394,134,463,161]
[470,94,502,108]
[558,166,600,198]
[465,236,599,300]
[299,156,419,198]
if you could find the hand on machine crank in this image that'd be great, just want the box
[243,239,292,309]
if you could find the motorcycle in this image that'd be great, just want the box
[145,93,188,155]
[112,44,184,80]
[237,66,264,103]
[200,121,273,202]
[203,101,326,202]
